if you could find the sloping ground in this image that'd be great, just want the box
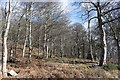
[0,57,119,79]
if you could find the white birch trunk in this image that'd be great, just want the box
[43,24,47,58]
[28,4,32,59]
[46,43,49,58]
[102,26,107,65]
[10,44,13,58]
[22,22,28,57]
[2,1,12,75]
[22,5,29,57]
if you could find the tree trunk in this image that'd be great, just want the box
[37,46,40,58]
[22,36,27,57]
[28,4,32,59]
[82,41,85,59]
[71,47,74,57]
[9,41,13,61]
[22,5,29,57]
[50,40,54,58]
[37,37,41,58]
[102,26,107,65]
[14,22,20,56]
[43,24,47,58]
[88,12,94,61]
[29,16,32,58]
[2,1,12,75]
[90,37,94,62]
[77,47,80,58]
[60,36,64,58]
[97,2,107,66]
[22,20,28,57]
[116,39,120,64]
[46,43,49,58]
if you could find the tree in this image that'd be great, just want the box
[79,1,120,66]
[1,0,13,75]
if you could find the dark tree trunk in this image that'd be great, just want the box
[97,2,107,66]
[116,39,120,64]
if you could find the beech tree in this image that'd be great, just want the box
[1,0,13,75]
[78,1,120,66]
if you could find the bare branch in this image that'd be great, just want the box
[103,17,120,25]
[89,17,98,21]
[102,7,120,16]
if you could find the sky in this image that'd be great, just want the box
[59,0,89,29]
[59,1,81,23]
[60,0,81,23]
[0,0,94,29]
[60,0,97,29]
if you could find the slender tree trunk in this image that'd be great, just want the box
[10,45,13,58]
[73,46,75,57]
[116,39,120,64]
[90,37,94,61]
[102,26,107,65]
[37,37,41,58]
[88,12,94,61]
[82,41,85,59]
[2,1,12,75]
[22,18,28,57]
[37,46,40,58]
[71,47,74,57]
[76,32,80,58]
[50,40,54,58]
[46,43,49,58]
[43,24,47,58]
[22,5,29,57]
[28,4,32,59]
[22,29,28,57]
[29,15,32,58]
[77,47,80,58]
[60,36,64,58]
[9,41,13,61]
[15,22,20,56]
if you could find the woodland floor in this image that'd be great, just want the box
[0,57,119,79]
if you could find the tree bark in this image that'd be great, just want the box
[22,27,28,57]
[60,36,64,58]
[14,22,20,56]
[9,41,13,61]
[29,13,32,59]
[116,39,120,64]
[37,37,41,58]
[46,43,49,58]
[97,2,107,66]
[102,26,107,65]
[88,12,94,61]
[22,8,29,57]
[43,24,47,58]
[2,0,12,75]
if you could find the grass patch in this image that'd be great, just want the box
[117,64,120,70]
[103,63,118,70]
